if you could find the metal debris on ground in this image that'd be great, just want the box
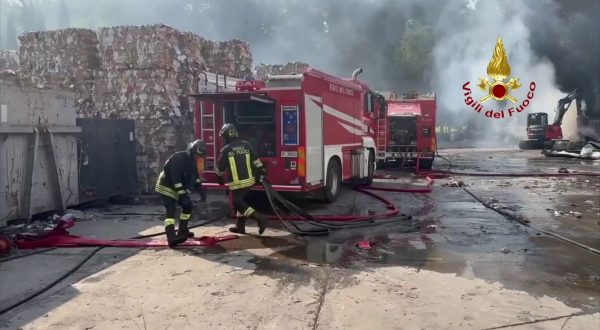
[442,180,466,187]
[356,240,375,250]
[423,224,437,233]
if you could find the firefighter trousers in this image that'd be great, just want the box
[231,188,256,218]
[161,194,193,226]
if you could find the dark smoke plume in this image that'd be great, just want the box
[0,0,598,121]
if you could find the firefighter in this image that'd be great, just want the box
[155,139,207,247]
[216,123,269,235]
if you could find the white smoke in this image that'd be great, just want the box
[433,0,566,146]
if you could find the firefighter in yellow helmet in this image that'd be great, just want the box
[216,123,269,235]
[155,139,207,247]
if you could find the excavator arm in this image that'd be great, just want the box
[552,89,579,126]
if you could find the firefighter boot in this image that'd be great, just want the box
[229,218,246,234]
[165,224,182,247]
[251,212,269,235]
[177,218,195,240]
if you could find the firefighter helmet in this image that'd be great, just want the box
[219,123,238,142]
[188,139,206,156]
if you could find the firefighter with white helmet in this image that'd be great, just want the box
[216,123,269,235]
[155,139,207,246]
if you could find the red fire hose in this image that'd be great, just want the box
[416,169,600,178]
[13,218,238,250]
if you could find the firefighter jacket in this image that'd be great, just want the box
[216,139,264,190]
[155,151,202,200]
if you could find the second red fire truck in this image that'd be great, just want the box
[375,91,437,169]
[191,68,386,202]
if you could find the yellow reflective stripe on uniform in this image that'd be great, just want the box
[177,189,186,195]
[243,207,256,217]
[155,185,178,200]
[165,218,175,226]
[245,154,252,175]
[229,156,239,182]
[180,213,191,220]
[253,159,263,167]
[174,183,183,188]
[228,177,255,190]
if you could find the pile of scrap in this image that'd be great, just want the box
[15,24,253,192]
[545,140,600,160]
[255,61,310,80]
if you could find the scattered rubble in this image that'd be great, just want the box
[550,209,583,219]
[356,240,375,250]
[442,180,466,187]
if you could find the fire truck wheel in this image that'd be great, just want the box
[324,159,342,203]
[418,159,433,170]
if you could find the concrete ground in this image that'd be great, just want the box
[1,148,599,330]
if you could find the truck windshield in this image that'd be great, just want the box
[223,100,276,157]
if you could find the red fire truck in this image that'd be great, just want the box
[375,91,437,169]
[190,68,386,202]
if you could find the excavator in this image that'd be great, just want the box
[518,89,600,158]
[519,89,579,150]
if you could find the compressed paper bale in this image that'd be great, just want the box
[15,24,255,193]
[255,62,310,80]
[0,50,19,71]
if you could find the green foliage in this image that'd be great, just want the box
[392,20,435,88]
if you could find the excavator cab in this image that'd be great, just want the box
[519,112,551,150]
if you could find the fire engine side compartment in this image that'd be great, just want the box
[193,89,309,191]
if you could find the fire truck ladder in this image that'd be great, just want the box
[200,102,217,173]
[376,118,387,158]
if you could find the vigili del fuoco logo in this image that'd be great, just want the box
[463,37,536,119]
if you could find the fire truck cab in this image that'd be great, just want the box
[190,68,385,202]
[376,91,437,169]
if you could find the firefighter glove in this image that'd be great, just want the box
[179,194,193,211]
[217,175,225,185]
